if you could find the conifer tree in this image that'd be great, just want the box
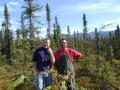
[1,22,5,54]
[23,0,41,38]
[73,31,77,49]
[23,0,42,49]
[53,23,56,40]
[105,45,114,62]
[56,24,61,47]
[112,25,120,59]
[109,32,113,45]
[16,28,21,43]
[82,13,88,55]
[94,28,101,68]
[67,26,70,39]
[3,4,13,64]
[51,23,57,50]
[114,25,120,59]
[67,26,72,48]
[53,16,61,48]
[76,30,80,50]
[46,3,51,38]
[21,12,27,39]
[82,13,90,68]
[0,29,2,52]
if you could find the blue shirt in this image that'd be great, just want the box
[32,47,52,71]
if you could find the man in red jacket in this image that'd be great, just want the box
[54,38,84,90]
[55,39,83,69]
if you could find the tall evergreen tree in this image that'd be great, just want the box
[53,23,56,40]
[53,16,61,48]
[82,13,88,55]
[46,3,51,38]
[76,30,80,50]
[82,13,90,68]
[23,0,42,49]
[83,13,88,41]
[3,4,12,64]
[94,28,100,54]
[21,12,27,39]
[105,45,114,62]
[67,26,70,39]
[1,22,5,54]
[94,28,101,68]
[16,28,21,43]
[108,31,113,46]
[113,25,120,59]
[0,29,2,52]
[56,24,61,47]
[73,31,77,49]
[67,26,72,47]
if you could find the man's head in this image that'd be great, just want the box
[60,38,68,48]
[43,38,51,49]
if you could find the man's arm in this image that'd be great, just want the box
[70,49,84,60]
[47,48,55,65]
[32,50,38,74]
[32,61,38,74]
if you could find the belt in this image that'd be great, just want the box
[39,69,55,74]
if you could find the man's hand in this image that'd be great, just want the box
[32,67,39,75]
[32,62,39,75]
[47,48,52,54]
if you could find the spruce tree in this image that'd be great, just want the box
[67,26,72,48]
[73,31,77,49]
[46,3,51,38]
[0,29,2,52]
[3,4,13,64]
[56,24,61,47]
[112,25,120,59]
[21,12,27,39]
[23,0,42,49]
[82,13,88,55]
[16,28,21,43]
[105,45,114,62]
[82,13,89,67]
[115,25,120,59]
[94,28,101,68]
[53,16,61,48]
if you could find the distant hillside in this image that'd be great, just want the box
[88,31,114,38]
[62,31,115,39]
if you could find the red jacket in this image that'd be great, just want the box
[54,47,83,62]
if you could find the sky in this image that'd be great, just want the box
[0,0,120,37]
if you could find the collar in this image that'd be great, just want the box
[60,47,69,52]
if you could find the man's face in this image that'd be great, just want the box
[61,40,67,48]
[43,39,51,49]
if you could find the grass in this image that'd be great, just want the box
[0,59,120,90]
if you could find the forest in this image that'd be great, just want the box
[0,0,120,90]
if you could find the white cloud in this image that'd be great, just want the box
[5,1,21,12]
[9,1,20,6]
[57,0,120,14]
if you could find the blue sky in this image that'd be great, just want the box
[0,0,120,37]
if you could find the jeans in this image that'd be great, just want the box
[36,73,52,90]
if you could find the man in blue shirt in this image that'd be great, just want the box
[32,38,55,90]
